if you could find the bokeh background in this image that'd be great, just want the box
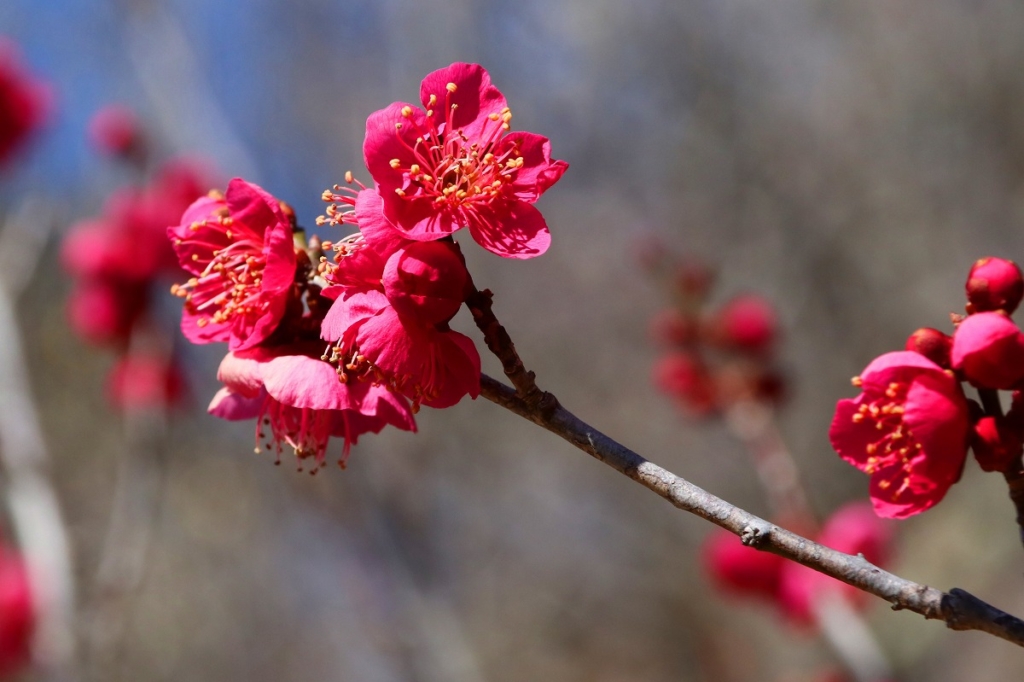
[3,0,1024,680]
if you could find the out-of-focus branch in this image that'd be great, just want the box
[0,202,78,681]
[479,374,1024,646]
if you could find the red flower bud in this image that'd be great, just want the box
[971,415,1023,473]
[966,257,1024,314]
[905,327,952,368]
[714,294,777,354]
[951,312,1024,389]
[88,104,143,157]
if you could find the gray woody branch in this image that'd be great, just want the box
[466,287,1024,649]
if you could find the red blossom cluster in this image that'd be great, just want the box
[702,501,891,627]
[831,256,1024,519]
[0,39,49,169]
[168,63,566,470]
[645,253,784,416]
[61,107,212,411]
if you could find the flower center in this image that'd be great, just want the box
[849,379,923,497]
[171,209,269,328]
[389,89,522,212]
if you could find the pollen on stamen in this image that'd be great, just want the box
[401,105,413,118]
[344,171,354,184]
[446,82,457,93]
[428,94,437,107]
[389,158,401,169]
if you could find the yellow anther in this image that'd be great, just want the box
[446,82,457,93]
[483,153,495,163]
[409,164,421,175]
[401,105,413,118]
[428,94,437,107]
[344,170,354,183]
[395,188,406,197]
[321,189,333,201]
[852,413,864,423]
[395,122,403,130]
[389,158,401,169]
[426,109,433,117]
[488,113,500,121]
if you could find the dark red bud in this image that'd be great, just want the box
[966,257,1024,315]
[905,327,952,368]
[971,415,1023,473]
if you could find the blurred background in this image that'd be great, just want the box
[3,0,1024,680]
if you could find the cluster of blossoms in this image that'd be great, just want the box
[644,251,784,417]
[61,108,207,411]
[0,38,49,169]
[831,257,1024,519]
[168,63,566,470]
[703,501,891,628]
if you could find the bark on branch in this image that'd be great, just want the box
[479,375,1024,647]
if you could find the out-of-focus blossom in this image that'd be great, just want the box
[652,351,717,416]
[951,311,1024,390]
[209,347,416,470]
[0,38,49,167]
[830,351,969,519]
[88,104,143,158]
[966,256,1024,315]
[169,178,297,351]
[703,503,893,628]
[713,294,777,354]
[777,502,892,623]
[105,351,187,412]
[321,189,480,410]
[0,545,33,677]
[363,62,568,259]
[66,280,146,347]
[702,529,784,601]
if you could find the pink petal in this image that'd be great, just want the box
[224,177,287,235]
[419,63,508,142]
[363,101,428,196]
[321,289,390,343]
[504,131,568,202]
[355,188,412,258]
[208,387,263,421]
[951,311,1024,389]
[422,330,481,408]
[261,354,355,412]
[216,352,265,397]
[467,200,551,259]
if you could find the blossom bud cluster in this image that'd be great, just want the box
[831,256,1024,518]
[166,63,567,470]
[61,137,209,412]
[645,251,784,417]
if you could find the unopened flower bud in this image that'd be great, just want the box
[88,104,143,157]
[966,257,1024,314]
[905,327,952,368]
[714,294,777,354]
[648,309,696,346]
[972,415,1023,473]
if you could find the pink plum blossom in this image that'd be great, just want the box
[829,351,969,519]
[951,311,1024,390]
[88,104,143,157]
[169,178,296,351]
[320,189,481,410]
[209,346,416,470]
[363,63,568,259]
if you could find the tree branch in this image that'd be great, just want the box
[479,375,1024,646]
